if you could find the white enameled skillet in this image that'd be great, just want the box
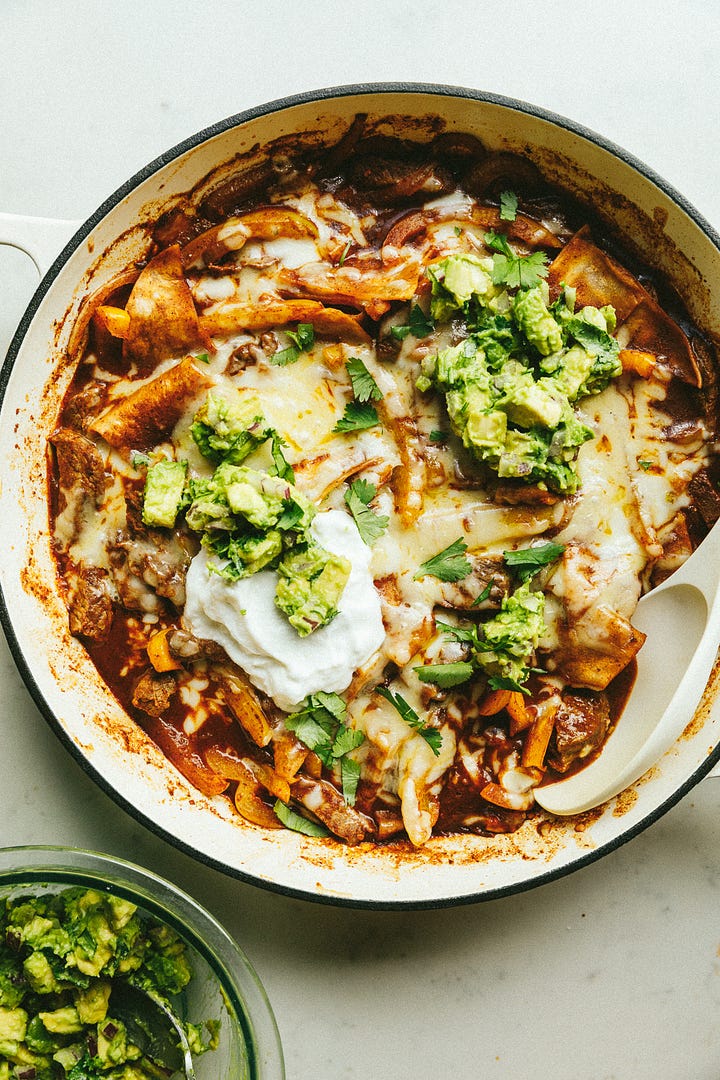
[2,84,720,908]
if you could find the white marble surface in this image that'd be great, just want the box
[3,2,720,1077]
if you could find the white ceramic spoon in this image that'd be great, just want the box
[534,522,720,815]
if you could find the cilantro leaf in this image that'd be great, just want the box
[390,303,435,341]
[334,400,380,432]
[283,711,334,763]
[408,303,435,337]
[503,542,565,583]
[341,756,361,805]
[488,675,530,695]
[484,230,549,289]
[414,662,475,688]
[284,693,363,793]
[287,323,315,351]
[346,357,382,402]
[435,619,481,646]
[471,580,494,607]
[271,323,315,366]
[421,728,443,755]
[276,498,306,531]
[499,190,518,222]
[344,479,389,545]
[313,690,347,721]
[374,686,442,756]
[270,431,294,482]
[414,538,472,583]
[274,800,329,837]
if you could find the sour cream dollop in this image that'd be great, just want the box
[183,510,385,710]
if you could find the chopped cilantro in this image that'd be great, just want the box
[503,542,565,583]
[499,190,518,222]
[471,580,494,607]
[484,230,549,289]
[271,322,315,366]
[429,429,448,443]
[414,537,472,583]
[334,400,380,432]
[341,756,362,804]
[374,686,442,755]
[344,479,389,545]
[390,303,435,341]
[274,800,329,837]
[270,431,294,482]
[488,674,530,695]
[346,357,383,402]
[284,692,364,804]
[414,661,475,688]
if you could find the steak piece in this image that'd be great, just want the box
[547,690,611,773]
[50,427,108,508]
[132,669,177,717]
[67,566,114,642]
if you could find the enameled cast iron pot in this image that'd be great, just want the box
[2,83,720,909]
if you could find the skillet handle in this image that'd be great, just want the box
[0,211,81,277]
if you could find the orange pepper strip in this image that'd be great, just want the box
[232,759,284,829]
[521,700,559,770]
[214,667,273,748]
[205,746,292,805]
[273,732,308,782]
[506,691,533,734]
[146,627,183,673]
[477,688,513,716]
[94,305,131,340]
[480,782,527,811]
[619,348,657,378]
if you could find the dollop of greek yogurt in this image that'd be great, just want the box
[183,510,385,710]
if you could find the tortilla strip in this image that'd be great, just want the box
[383,205,563,253]
[90,356,212,448]
[123,245,206,369]
[199,298,370,343]
[548,228,700,386]
[278,256,421,309]
[182,207,319,268]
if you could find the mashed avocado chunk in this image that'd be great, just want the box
[474,581,546,686]
[142,459,188,529]
[418,254,622,493]
[0,887,217,1079]
[427,253,501,321]
[190,389,271,464]
[276,542,351,636]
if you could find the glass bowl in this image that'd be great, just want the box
[0,846,284,1079]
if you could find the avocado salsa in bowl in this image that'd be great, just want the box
[0,848,284,1079]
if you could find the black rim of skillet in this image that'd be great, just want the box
[2,81,720,910]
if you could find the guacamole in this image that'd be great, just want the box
[418,254,623,493]
[141,391,350,637]
[0,887,217,1079]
